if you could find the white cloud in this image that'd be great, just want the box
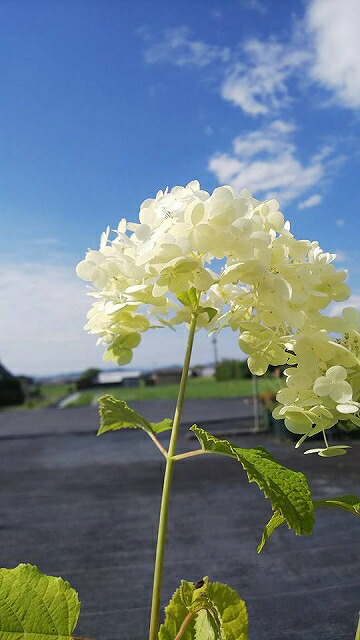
[225,1,360,115]
[139,26,230,68]
[298,194,322,209]
[0,261,241,377]
[232,120,296,156]
[307,0,360,109]
[336,218,345,227]
[208,120,328,204]
[221,40,309,116]
[139,2,360,115]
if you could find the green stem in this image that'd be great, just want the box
[148,312,198,640]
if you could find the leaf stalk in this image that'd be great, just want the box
[148,432,168,458]
[172,449,206,461]
[173,610,196,640]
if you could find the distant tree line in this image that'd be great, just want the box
[76,368,100,390]
[0,364,26,408]
[215,359,286,381]
[215,359,252,381]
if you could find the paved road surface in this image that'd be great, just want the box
[0,404,359,639]
[0,397,256,438]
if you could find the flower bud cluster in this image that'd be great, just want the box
[77,181,359,454]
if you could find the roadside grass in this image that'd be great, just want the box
[39,384,75,405]
[67,390,94,407]
[66,376,283,407]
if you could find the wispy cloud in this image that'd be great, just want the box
[221,40,309,116]
[298,194,322,209]
[139,1,360,116]
[139,26,230,68]
[208,120,330,204]
[306,0,360,109]
[138,3,359,213]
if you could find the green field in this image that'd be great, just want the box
[67,376,283,407]
[38,383,75,405]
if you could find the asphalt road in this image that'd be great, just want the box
[0,404,359,640]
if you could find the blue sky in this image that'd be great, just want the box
[1,0,359,376]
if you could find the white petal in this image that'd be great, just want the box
[326,365,347,382]
[319,446,351,457]
[313,377,332,396]
[329,381,353,403]
[336,403,358,414]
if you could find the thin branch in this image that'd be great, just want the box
[148,432,168,458]
[173,611,196,640]
[172,449,206,461]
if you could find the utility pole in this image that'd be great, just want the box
[212,335,219,365]
[252,374,260,433]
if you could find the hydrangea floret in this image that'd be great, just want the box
[77,181,360,456]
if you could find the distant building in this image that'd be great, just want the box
[144,367,183,386]
[191,364,215,378]
[97,370,141,388]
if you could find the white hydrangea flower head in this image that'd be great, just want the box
[77,180,360,455]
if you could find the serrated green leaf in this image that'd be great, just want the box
[180,580,196,609]
[98,395,172,436]
[194,609,219,640]
[177,287,198,311]
[257,511,286,553]
[159,578,248,640]
[257,494,360,552]
[150,418,173,433]
[191,425,314,537]
[0,563,80,640]
[159,581,195,640]
[314,494,360,516]
[198,307,218,322]
[206,582,248,640]
[191,579,222,637]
